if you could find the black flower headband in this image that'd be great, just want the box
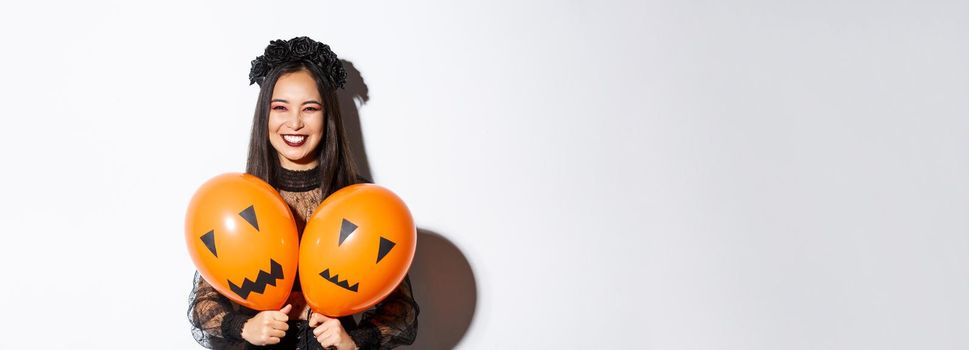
[248,36,347,89]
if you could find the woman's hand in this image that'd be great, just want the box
[310,312,358,350]
[241,304,292,346]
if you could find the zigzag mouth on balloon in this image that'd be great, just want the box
[228,259,284,300]
[319,268,359,292]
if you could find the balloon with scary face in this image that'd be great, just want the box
[299,184,417,317]
[185,173,299,310]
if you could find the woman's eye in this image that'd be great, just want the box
[305,107,319,112]
[272,106,287,111]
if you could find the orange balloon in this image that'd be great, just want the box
[299,184,417,316]
[185,173,299,310]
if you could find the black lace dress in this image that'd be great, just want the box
[188,166,419,349]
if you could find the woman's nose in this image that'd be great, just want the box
[285,113,304,129]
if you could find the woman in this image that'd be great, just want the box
[188,37,419,350]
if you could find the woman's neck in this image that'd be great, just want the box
[278,157,319,171]
[271,161,322,192]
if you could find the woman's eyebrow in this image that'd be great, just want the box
[271,98,322,105]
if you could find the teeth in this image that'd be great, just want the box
[283,135,306,143]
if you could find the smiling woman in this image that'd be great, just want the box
[187,37,419,350]
[267,71,325,171]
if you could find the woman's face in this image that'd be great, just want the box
[268,69,325,170]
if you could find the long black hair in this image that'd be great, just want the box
[245,60,360,197]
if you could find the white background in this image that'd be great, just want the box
[1,1,967,349]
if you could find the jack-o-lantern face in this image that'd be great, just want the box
[299,184,416,317]
[186,173,299,310]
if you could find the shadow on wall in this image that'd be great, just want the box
[405,229,478,349]
[337,60,373,181]
[338,61,478,349]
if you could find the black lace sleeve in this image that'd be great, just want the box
[348,274,420,350]
[188,271,253,350]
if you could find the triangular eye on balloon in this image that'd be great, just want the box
[339,218,357,246]
[377,237,396,264]
[201,230,217,257]
[240,205,259,231]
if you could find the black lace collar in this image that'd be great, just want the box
[271,162,321,192]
